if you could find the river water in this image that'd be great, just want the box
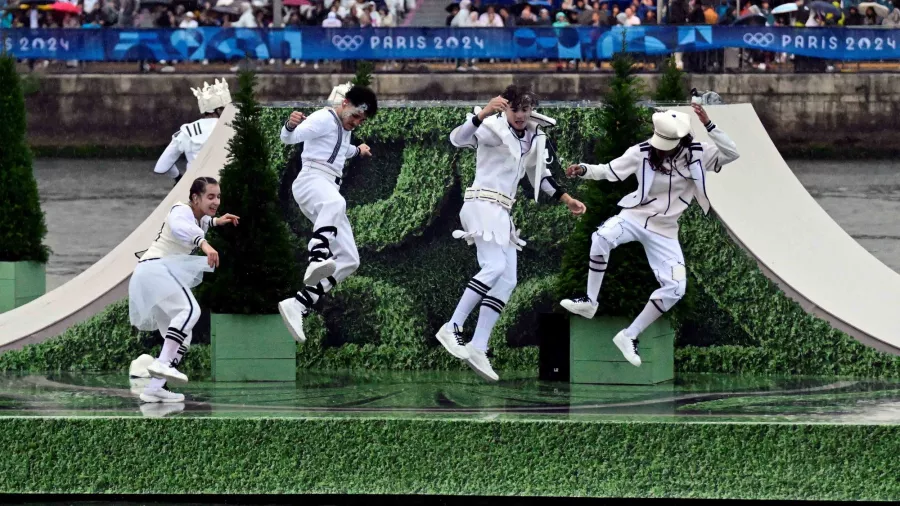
[33,158,900,290]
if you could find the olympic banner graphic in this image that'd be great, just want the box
[2,26,899,62]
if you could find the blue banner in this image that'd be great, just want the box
[3,26,899,62]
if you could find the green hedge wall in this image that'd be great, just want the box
[1,105,897,378]
[0,417,896,499]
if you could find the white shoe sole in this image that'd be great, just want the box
[464,358,499,382]
[139,393,185,403]
[613,333,642,367]
[561,300,597,319]
[435,327,469,360]
[278,299,306,343]
[304,259,337,286]
[147,366,188,384]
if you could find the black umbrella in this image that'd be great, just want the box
[733,12,767,25]
[15,0,56,6]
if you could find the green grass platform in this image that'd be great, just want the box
[0,371,897,499]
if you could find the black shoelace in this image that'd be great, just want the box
[632,338,640,357]
[572,296,592,304]
[453,323,466,347]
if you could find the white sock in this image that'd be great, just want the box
[148,377,167,390]
[470,296,505,352]
[158,333,181,366]
[451,278,489,328]
[587,254,606,304]
[624,300,664,339]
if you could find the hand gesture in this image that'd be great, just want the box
[287,111,306,129]
[692,103,710,125]
[201,242,219,268]
[565,197,587,216]
[217,214,240,227]
[565,164,585,178]
[478,96,509,120]
[358,143,372,157]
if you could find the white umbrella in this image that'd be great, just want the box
[859,1,890,16]
[771,3,799,14]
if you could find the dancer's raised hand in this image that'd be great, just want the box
[692,103,710,125]
[478,96,509,120]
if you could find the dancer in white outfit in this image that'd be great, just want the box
[560,104,739,367]
[153,79,232,185]
[437,85,587,382]
[277,85,377,343]
[129,177,239,403]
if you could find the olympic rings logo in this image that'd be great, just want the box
[743,33,775,47]
[332,35,364,51]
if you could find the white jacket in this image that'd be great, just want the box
[154,117,218,176]
[578,120,739,215]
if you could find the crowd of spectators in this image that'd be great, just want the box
[443,0,899,27]
[0,0,412,30]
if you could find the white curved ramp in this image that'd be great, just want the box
[0,105,236,352]
[676,103,900,355]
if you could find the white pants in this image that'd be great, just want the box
[152,288,200,365]
[592,215,686,312]
[472,236,518,308]
[291,171,361,285]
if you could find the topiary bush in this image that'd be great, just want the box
[0,54,49,263]
[196,69,301,314]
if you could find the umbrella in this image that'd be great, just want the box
[211,3,240,14]
[44,1,81,13]
[732,12,767,24]
[858,1,889,16]
[809,0,840,17]
[771,2,798,14]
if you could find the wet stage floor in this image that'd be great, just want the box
[0,371,898,424]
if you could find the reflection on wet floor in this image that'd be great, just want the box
[0,371,897,424]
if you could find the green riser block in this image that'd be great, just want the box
[0,262,45,314]
[571,360,674,385]
[569,316,674,385]
[212,358,296,382]
[211,313,297,382]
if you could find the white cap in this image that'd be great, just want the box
[648,110,692,151]
[191,78,232,114]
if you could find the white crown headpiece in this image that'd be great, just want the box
[328,81,352,107]
[192,78,232,114]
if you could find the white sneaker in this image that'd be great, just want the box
[435,323,469,360]
[129,378,151,395]
[304,258,337,286]
[146,361,188,383]
[140,387,185,403]
[140,402,185,417]
[464,344,499,382]
[278,297,307,343]
[613,330,642,367]
[560,296,598,319]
